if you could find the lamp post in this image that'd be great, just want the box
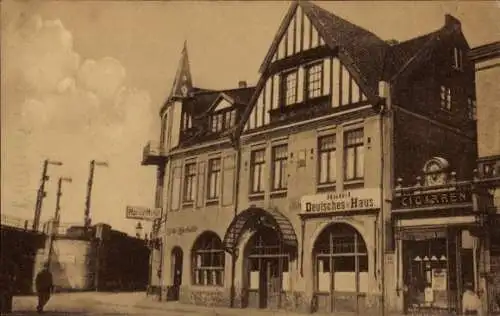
[47,177,72,264]
[84,160,108,230]
[33,159,63,231]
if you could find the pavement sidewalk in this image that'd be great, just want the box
[85,291,310,316]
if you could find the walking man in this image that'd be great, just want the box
[35,262,53,313]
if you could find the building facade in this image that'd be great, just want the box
[142,1,482,314]
[470,41,500,314]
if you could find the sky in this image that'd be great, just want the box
[1,1,499,236]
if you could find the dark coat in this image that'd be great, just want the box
[35,269,53,293]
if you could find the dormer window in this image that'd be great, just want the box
[305,62,323,100]
[209,110,236,133]
[182,112,193,130]
[281,69,298,106]
[440,85,451,111]
[453,47,463,71]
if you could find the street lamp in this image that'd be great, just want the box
[47,177,72,264]
[84,160,109,230]
[33,159,63,231]
[135,222,143,238]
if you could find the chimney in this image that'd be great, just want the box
[445,14,461,29]
[238,80,247,88]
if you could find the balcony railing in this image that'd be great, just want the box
[142,141,167,166]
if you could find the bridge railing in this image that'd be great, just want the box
[1,214,34,231]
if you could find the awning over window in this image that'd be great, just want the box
[222,207,298,253]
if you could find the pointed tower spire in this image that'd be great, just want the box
[170,40,194,100]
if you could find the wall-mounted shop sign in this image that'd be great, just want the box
[393,190,472,210]
[166,225,198,236]
[300,188,381,215]
[126,206,162,221]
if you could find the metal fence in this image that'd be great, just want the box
[1,214,33,231]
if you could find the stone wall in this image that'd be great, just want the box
[179,285,230,307]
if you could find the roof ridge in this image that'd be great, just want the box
[299,0,385,42]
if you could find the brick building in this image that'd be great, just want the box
[470,41,500,314]
[142,1,481,314]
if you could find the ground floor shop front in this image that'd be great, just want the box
[158,205,384,315]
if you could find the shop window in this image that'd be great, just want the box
[271,144,288,191]
[318,135,336,185]
[314,223,368,293]
[192,232,225,286]
[305,62,323,99]
[207,158,221,200]
[183,162,196,203]
[250,149,265,194]
[344,129,364,181]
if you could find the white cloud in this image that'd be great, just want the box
[2,13,156,228]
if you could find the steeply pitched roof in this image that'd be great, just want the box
[299,0,388,98]
[176,85,255,148]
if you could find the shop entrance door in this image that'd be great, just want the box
[170,247,183,301]
[259,258,283,309]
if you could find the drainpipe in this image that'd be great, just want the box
[230,134,242,308]
[378,80,394,316]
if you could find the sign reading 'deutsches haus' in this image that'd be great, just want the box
[300,188,381,215]
[125,206,161,221]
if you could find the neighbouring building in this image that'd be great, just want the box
[142,1,483,315]
[33,223,150,292]
[470,41,500,314]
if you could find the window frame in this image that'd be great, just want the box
[192,233,225,287]
[440,85,452,111]
[250,148,266,194]
[183,162,197,203]
[209,109,236,133]
[453,47,463,71]
[304,61,324,100]
[317,134,337,186]
[281,68,299,107]
[467,97,477,120]
[271,144,288,192]
[344,129,365,182]
[206,158,221,201]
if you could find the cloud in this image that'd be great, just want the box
[2,14,156,230]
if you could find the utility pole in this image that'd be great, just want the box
[47,177,72,265]
[84,160,108,230]
[33,159,63,231]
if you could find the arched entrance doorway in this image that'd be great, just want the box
[222,207,298,310]
[312,223,368,313]
[245,225,294,309]
[170,247,183,300]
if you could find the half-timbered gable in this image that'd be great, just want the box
[240,1,388,133]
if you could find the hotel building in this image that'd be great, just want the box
[142,2,483,314]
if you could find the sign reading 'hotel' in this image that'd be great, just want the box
[300,188,381,215]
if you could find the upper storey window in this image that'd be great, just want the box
[453,47,463,71]
[182,112,192,130]
[209,110,236,133]
[467,97,477,120]
[440,86,452,111]
[305,62,323,99]
[281,69,298,106]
